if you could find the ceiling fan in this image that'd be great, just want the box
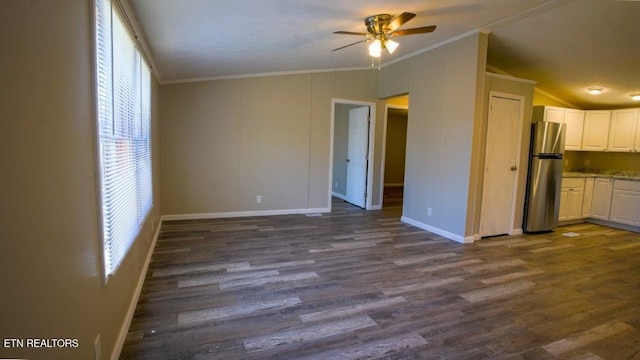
[332,12,436,57]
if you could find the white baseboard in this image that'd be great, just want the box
[369,205,382,210]
[510,228,523,235]
[162,207,331,221]
[111,217,162,360]
[332,192,347,201]
[401,216,474,244]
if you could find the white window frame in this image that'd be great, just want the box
[93,0,153,282]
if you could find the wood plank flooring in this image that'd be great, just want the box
[121,198,640,359]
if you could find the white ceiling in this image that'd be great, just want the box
[124,0,640,109]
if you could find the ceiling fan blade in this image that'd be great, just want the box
[391,25,436,36]
[334,31,370,36]
[387,12,416,32]
[331,39,368,52]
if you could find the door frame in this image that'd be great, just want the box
[480,91,525,236]
[379,103,409,208]
[329,98,377,210]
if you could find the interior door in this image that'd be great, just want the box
[480,95,522,237]
[346,106,370,208]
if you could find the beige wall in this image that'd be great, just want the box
[160,70,377,215]
[0,1,162,359]
[384,109,408,185]
[376,32,488,241]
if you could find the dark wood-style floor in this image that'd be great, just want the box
[121,195,640,359]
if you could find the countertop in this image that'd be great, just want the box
[563,170,640,181]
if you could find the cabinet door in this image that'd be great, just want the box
[582,178,594,218]
[635,114,640,152]
[564,109,584,150]
[590,178,613,220]
[582,111,611,151]
[567,188,584,220]
[607,109,638,152]
[610,189,640,226]
[544,106,565,124]
[558,188,569,221]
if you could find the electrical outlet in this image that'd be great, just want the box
[584,159,590,166]
[94,334,101,360]
[335,182,338,188]
[256,195,262,204]
[427,207,432,216]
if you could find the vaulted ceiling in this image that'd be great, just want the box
[124,0,640,109]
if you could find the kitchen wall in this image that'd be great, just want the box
[0,1,162,359]
[565,151,640,172]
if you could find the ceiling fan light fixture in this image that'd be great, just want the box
[587,87,604,95]
[631,94,640,101]
[369,39,382,57]
[385,39,399,54]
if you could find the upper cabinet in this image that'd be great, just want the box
[533,106,585,150]
[533,105,640,153]
[581,110,611,151]
[564,109,585,150]
[607,108,639,152]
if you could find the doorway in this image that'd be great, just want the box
[330,99,376,209]
[480,92,524,237]
[381,105,408,210]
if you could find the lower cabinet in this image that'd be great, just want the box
[561,176,640,231]
[559,178,585,221]
[610,180,640,226]
[590,178,614,220]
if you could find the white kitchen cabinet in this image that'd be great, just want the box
[582,110,611,151]
[635,112,640,152]
[533,106,565,124]
[607,108,638,152]
[582,177,594,218]
[564,109,585,150]
[590,178,614,220]
[610,180,640,226]
[559,178,584,221]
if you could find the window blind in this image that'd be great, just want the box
[95,0,152,278]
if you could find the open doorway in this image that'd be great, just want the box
[380,102,409,210]
[330,99,376,209]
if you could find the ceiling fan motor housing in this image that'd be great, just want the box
[365,14,393,36]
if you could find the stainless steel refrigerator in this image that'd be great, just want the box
[524,121,566,233]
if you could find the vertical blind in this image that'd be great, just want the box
[95,0,152,278]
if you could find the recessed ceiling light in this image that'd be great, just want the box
[631,94,640,101]
[587,87,604,95]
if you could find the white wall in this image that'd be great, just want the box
[0,1,162,359]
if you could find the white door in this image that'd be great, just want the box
[480,95,522,237]
[346,106,370,208]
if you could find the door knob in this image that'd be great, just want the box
[346,159,350,163]
[510,165,518,171]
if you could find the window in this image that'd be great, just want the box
[95,0,152,279]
